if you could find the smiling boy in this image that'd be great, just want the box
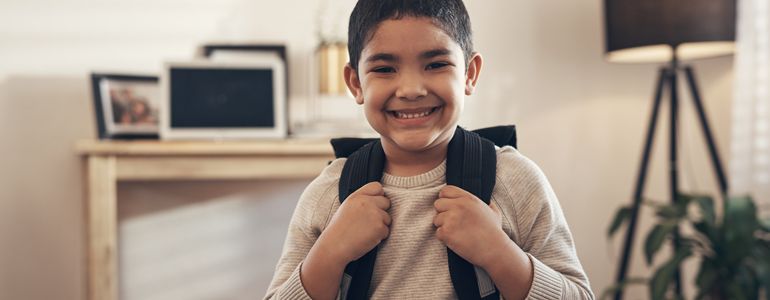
[264,1,593,299]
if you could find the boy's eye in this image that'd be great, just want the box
[372,66,395,73]
[426,62,450,70]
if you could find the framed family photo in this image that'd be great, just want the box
[90,73,160,139]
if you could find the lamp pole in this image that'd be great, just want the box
[667,50,684,297]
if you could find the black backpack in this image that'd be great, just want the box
[329,125,517,300]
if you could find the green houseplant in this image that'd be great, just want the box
[606,194,770,299]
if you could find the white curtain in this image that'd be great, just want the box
[731,0,770,216]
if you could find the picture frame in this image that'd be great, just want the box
[198,43,289,98]
[200,44,287,61]
[90,73,160,139]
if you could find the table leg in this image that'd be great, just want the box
[86,155,118,300]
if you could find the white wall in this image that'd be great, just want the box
[0,0,733,299]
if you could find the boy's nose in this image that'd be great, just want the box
[395,74,428,101]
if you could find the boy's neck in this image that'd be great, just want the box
[382,141,449,177]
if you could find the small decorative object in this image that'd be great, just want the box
[606,194,770,300]
[90,73,160,139]
[160,54,287,140]
[317,42,348,95]
[314,0,348,95]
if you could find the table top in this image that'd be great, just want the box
[76,138,335,156]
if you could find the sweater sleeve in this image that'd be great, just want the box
[496,148,594,300]
[263,159,344,300]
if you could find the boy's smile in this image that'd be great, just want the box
[344,17,482,176]
[386,105,442,125]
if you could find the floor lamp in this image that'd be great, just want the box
[604,0,736,299]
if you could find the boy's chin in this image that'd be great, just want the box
[385,133,444,153]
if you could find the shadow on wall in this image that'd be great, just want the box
[0,75,94,300]
[118,180,308,300]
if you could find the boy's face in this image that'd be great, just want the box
[344,17,482,157]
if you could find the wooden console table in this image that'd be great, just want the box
[77,139,334,300]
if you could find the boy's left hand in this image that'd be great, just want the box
[433,185,511,270]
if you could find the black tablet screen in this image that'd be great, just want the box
[170,68,275,128]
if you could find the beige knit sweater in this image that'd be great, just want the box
[264,146,594,299]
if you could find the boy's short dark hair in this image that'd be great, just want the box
[347,0,474,72]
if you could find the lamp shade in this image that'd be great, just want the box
[604,0,736,63]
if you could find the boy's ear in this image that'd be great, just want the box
[344,63,365,104]
[464,52,483,96]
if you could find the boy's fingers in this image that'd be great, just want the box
[372,195,391,210]
[435,227,446,243]
[433,198,452,212]
[381,210,392,226]
[438,185,466,198]
[378,224,390,240]
[433,212,445,227]
[357,182,384,196]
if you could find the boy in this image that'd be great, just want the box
[265,0,593,299]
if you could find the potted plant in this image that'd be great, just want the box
[605,194,770,299]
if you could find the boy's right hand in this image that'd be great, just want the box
[316,182,392,265]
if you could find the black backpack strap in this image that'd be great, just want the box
[472,125,517,149]
[446,127,500,300]
[336,140,385,300]
[331,137,378,159]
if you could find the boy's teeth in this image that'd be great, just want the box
[393,108,435,119]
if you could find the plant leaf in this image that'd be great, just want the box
[693,221,716,244]
[724,196,759,264]
[608,206,632,238]
[761,217,770,233]
[655,205,682,220]
[760,262,770,299]
[695,258,717,299]
[693,195,716,225]
[645,222,677,265]
[675,192,694,206]
[726,282,748,300]
[726,266,757,300]
[642,199,667,209]
[650,263,676,300]
[650,245,692,300]
[675,193,695,215]
[750,245,770,299]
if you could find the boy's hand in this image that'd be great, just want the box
[433,185,511,270]
[317,182,392,265]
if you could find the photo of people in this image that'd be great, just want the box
[98,77,160,135]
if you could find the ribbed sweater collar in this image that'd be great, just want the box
[381,161,446,188]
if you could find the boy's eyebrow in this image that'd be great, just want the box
[365,53,398,63]
[420,48,452,59]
